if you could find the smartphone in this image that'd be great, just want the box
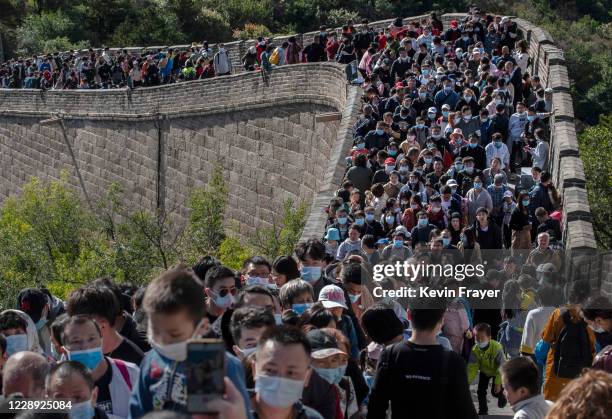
[186,339,226,414]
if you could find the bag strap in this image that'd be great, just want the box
[112,358,133,391]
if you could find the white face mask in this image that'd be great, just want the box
[255,374,305,407]
[147,319,205,362]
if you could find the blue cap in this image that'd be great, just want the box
[325,228,341,241]
[376,238,390,245]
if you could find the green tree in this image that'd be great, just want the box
[248,198,307,259]
[578,118,612,248]
[15,9,83,54]
[187,164,228,257]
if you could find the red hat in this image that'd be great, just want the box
[384,157,396,165]
[450,20,458,28]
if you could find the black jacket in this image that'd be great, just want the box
[367,341,477,419]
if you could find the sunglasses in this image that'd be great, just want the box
[216,287,237,297]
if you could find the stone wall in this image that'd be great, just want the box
[0,63,360,241]
[0,13,597,263]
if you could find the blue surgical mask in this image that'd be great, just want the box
[428,113,436,120]
[442,237,451,246]
[522,199,530,206]
[418,218,428,227]
[527,115,536,122]
[444,85,452,92]
[494,140,502,148]
[424,157,433,164]
[419,92,427,99]
[354,218,364,226]
[315,365,347,385]
[474,182,482,189]
[454,163,463,171]
[375,129,384,135]
[469,142,477,148]
[292,303,313,315]
[422,69,430,75]
[451,187,457,194]
[70,400,95,419]
[465,166,474,173]
[388,149,398,156]
[255,374,305,408]
[442,111,449,118]
[365,213,375,222]
[385,215,395,225]
[213,291,234,309]
[356,143,365,150]
[300,266,322,283]
[393,239,403,248]
[5,334,28,356]
[348,293,361,303]
[416,123,425,129]
[337,217,348,225]
[67,347,103,370]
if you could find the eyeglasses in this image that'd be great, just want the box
[216,287,237,298]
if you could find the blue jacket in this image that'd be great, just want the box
[434,89,459,109]
[128,350,252,419]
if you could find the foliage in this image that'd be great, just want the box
[578,119,612,249]
[326,9,361,29]
[232,23,272,41]
[195,8,233,42]
[218,236,251,270]
[15,9,83,55]
[248,198,307,260]
[187,164,228,257]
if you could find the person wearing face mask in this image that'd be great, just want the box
[467,323,508,415]
[330,206,352,241]
[425,195,446,230]
[213,43,232,76]
[409,212,435,249]
[508,102,529,172]
[307,329,358,419]
[368,298,478,419]
[390,48,411,81]
[0,310,43,358]
[460,133,486,170]
[434,76,459,110]
[250,326,324,419]
[365,122,391,151]
[229,307,275,362]
[454,105,481,139]
[458,157,482,196]
[509,191,533,252]
[129,265,251,418]
[61,315,139,419]
[336,225,363,261]
[485,133,510,171]
[466,179,493,225]
[16,288,53,356]
[454,88,479,115]
[381,227,412,261]
[46,361,110,419]
[583,296,612,356]
[524,127,550,171]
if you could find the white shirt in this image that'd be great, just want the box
[521,306,556,354]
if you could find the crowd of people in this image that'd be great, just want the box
[1,5,612,419]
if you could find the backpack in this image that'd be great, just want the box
[269,48,280,65]
[111,358,133,391]
[553,309,593,379]
[378,342,450,418]
[593,345,612,373]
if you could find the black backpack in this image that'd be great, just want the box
[553,308,593,378]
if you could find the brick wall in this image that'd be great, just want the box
[0,63,355,242]
[0,13,597,264]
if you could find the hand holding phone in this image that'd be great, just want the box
[186,339,226,414]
